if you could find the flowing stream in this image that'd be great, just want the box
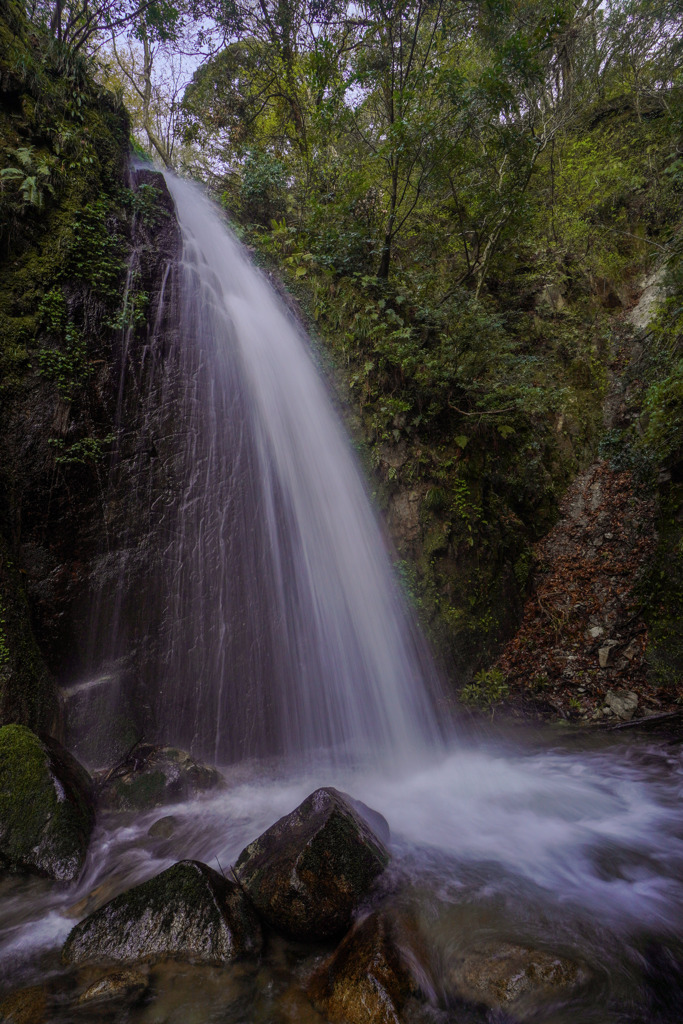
[1,178,683,1022]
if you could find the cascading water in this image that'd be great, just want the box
[98,172,444,766]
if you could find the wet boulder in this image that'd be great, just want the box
[97,744,223,811]
[446,942,588,1016]
[62,860,262,966]
[234,787,390,941]
[0,724,94,881]
[307,909,431,1024]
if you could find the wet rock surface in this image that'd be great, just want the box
[0,164,182,741]
[447,942,587,1015]
[307,908,428,1024]
[62,860,262,966]
[0,724,94,881]
[96,744,223,811]
[59,672,138,770]
[0,985,48,1024]
[234,787,390,941]
[77,967,149,1004]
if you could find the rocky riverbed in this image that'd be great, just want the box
[1,724,683,1023]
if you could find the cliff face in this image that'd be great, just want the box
[0,3,181,740]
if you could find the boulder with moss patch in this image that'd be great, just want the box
[0,724,94,881]
[234,787,390,941]
[62,860,262,966]
[97,744,223,812]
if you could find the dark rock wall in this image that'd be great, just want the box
[0,6,182,737]
[2,170,181,749]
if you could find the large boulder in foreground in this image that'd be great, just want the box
[97,744,223,812]
[308,909,431,1024]
[62,860,262,966]
[0,724,94,881]
[234,787,390,941]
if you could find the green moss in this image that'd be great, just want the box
[0,726,54,857]
[99,862,225,931]
[0,724,93,880]
[109,769,168,811]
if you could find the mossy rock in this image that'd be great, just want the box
[97,745,224,812]
[62,860,262,967]
[0,724,94,881]
[234,787,390,941]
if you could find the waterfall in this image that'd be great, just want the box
[94,173,445,766]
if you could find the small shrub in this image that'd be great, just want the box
[459,667,509,710]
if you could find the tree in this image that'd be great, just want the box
[349,0,447,278]
[104,22,190,167]
[25,0,181,54]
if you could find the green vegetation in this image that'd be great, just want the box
[459,667,509,710]
[2,0,682,704]
[0,599,10,668]
[635,250,683,691]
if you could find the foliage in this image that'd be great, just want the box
[27,0,182,54]
[239,151,288,224]
[1,146,56,209]
[66,199,126,298]
[642,363,683,465]
[127,182,167,225]
[459,667,509,709]
[48,434,115,466]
